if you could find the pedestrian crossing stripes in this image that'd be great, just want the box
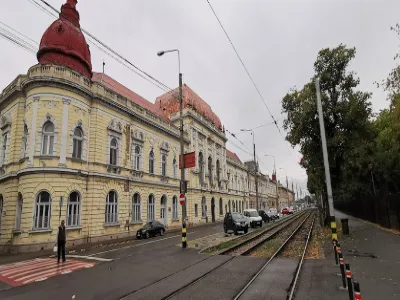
[0,258,94,287]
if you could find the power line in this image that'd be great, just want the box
[206,0,294,157]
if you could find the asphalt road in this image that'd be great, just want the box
[0,223,231,300]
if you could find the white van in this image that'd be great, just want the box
[243,209,263,228]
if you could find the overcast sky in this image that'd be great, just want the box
[1,0,399,196]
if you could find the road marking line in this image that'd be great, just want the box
[61,270,71,274]
[0,258,46,272]
[65,255,113,262]
[8,261,77,278]
[22,264,93,284]
[1,260,56,276]
[17,263,91,282]
[88,231,197,257]
[35,277,47,282]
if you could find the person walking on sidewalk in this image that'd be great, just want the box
[57,220,66,263]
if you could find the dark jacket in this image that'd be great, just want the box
[57,225,66,242]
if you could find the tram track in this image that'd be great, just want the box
[119,210,313,300]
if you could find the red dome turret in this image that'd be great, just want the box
[37,0,92,78]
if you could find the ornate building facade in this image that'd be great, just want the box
[0,0,278,252]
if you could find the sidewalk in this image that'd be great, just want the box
[296,210,400,300]
[0,220,222,266]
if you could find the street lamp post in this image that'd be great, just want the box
[157,49,187,248]
[265,154,278,210]
[241,129,259,210]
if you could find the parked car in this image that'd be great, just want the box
[267,211,279,221]
[282,208,290,215]
[258,210,271,223]
[224,212,249,235]
[136,220,165,239]
[243,209,263,228]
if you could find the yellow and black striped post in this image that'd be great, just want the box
[331,217,338,241]
[182,221,187,248]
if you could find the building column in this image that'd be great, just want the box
[28,97,40,167]
[59,98,71,167]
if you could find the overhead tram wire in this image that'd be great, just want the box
[206,0,294,157]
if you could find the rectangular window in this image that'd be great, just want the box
[194,204,198,217]
[73,139,82,159]
[1,134,7,164]
[110,148,117,165]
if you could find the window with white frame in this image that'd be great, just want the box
[109,138,118,166]
[172,196,178,220]
[41,122,55,155]
[149,150,155,174]
[15,193,23,231]
[173,157,177,178]
[67,191,80,227]
[132,193,141,222]
[22,124,28,158]
[161,154,167,177]
[72,127,83,159]
[148,194,155,221]
[1,133,7,165]
[134,146,141,171]
[201,196,207,217]
[33,191,52,230]
[198,152,204,185]
[105,191,118,224]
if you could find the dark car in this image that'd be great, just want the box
[258,210,271,223]
[224,212,249,235]
[136,220,165,239]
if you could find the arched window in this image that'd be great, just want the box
[198,152,204,185]
[132,193,141,222]
[148,194,155,221]
[216,160,221,188]
[173,157,177,178]
[134,146,141,171]
[208,156,212,185]
[201,196,207,217]
[149,150,155,174]
[15,193,23,231]
[219,198,223,215]
[42,122,54,155]
[162,154,167,177]
[72,127,83,159]
[33,191,51,229]
[22,124,28,158]
[172,196,178,220]
[67,191,80,227]
[105,191,118,224]
[110,138,118,166]
[232,201,236,212]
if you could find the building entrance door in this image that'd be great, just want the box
[160,196,167,226]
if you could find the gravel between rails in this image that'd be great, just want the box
[246,212,313,258]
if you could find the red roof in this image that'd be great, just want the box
[156,84,222,131]
[92,73,170,122]
[226,149,242,163]
[37,0,92,78]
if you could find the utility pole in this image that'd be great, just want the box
[315,78,337,241]
[157,49,187,248]
[241,129,258,210]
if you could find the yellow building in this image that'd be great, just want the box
[0,0,251,252]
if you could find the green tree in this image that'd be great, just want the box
[282,44,375,211]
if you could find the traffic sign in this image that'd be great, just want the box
[179,193,185,206]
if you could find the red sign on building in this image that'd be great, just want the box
[179,152,196,169]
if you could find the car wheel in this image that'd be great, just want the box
[160,229,165,236]
[145,232,150,239]
[244,226,248,234]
